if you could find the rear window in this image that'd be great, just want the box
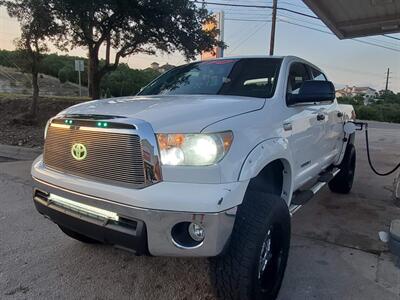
[138,58,283,99]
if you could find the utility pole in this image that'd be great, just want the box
[385,67,390,94]
[269,0,278,55]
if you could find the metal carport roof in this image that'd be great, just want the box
[302,0,400,39]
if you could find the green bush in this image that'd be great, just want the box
[100,63,160,97]
[339,94,400,123]
[58,67,69,83]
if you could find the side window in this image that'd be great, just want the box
[286,63,311,95]
[311,67,327,81]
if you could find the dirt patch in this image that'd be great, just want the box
[0,93,87,148]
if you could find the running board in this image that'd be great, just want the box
[318,168,340,183]
[289,168,341,215]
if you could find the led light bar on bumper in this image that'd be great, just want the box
[48,193,119,221]
[156,131,233,166]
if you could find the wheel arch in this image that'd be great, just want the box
[238,138,294,204]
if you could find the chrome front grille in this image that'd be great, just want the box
[44,123,147,187]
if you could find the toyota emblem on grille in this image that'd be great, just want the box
[71,143,87,161]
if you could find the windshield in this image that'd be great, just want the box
[138,58,283,99]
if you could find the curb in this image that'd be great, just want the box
[0,144,42,161]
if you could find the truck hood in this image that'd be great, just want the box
[61,95,265,132]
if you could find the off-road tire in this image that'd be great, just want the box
[210,191,291,300]
[58,225,101,244]
[329,144,356,194]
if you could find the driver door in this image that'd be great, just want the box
[284,62,327,189]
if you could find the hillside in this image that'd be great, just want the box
[0,50,160,97]
[0,66,88,97]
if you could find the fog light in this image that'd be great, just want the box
[188,222,205,242]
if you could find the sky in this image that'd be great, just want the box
[0,1,399,92]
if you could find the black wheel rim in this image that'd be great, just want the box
[257,225,285,294]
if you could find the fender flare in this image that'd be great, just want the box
[238,137,294,204]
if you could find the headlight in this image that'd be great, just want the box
[156,131,233,166]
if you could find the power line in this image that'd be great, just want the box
[225,12,272,17]
[279,19,400,53]
[202,1,400,53]
[277,13,327,28]
[223,16,400,53]
[227,22,268,54]
[226,18,271,22]
[278,19,333,35]
[382,34,400,41]
[277,15,400,49]
[193,1,319,19]
[214,0,310,11]
[352,39,400,53]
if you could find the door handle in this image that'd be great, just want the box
[317,114,325,121]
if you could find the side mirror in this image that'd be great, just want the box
[287,80,335,105]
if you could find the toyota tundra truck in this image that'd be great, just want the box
[31,56,356,300]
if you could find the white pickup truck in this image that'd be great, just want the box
[32,56,356,299]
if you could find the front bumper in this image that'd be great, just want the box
[33,177,237,257]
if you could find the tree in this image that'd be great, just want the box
[1,0,61,119]
[58,67,69,83]
[100,63,160,97]
[51,0,223,99]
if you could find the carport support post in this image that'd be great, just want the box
[269,0,278,55]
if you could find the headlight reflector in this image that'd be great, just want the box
[157,131,233,166]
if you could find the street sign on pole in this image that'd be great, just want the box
[75,60,84,72]
[74,60,84,97]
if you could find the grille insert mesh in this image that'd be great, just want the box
[44,125,145,186]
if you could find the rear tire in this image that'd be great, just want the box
[329,144,356,194]
[58,225,101,244]
[210,191,291,300]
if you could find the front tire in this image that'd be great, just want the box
[210,191,291,300]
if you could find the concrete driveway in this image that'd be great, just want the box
[1,122,399,299]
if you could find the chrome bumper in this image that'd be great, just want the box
[32,177,237,257]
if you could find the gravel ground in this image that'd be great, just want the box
[0,93,85,148]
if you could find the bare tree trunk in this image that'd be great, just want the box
[30,71,39,118]
[88,47,101,99]
[91,75,101,99]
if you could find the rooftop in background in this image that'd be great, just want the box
[149,62,176,73]
[303,0,400,39]
[335,85,377,99]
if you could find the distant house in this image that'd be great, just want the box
[335,89,348,98]
[150,62,160,70]
[148,62,176,73]
[336,85,376,98]
[335,85,377,105]
[158,63,175,73]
